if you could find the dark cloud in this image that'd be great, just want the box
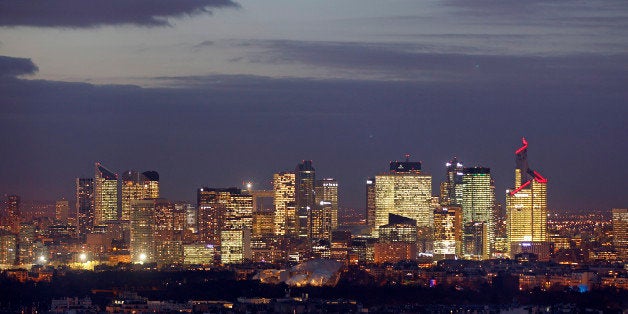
[442,0,628,30]
[1,55,626,210]
[236,40,628,85]
[0,0,239,28]
[193,40,215,48]
[191,40,216,52]
[0,55,38,77]
[443,0,555,17]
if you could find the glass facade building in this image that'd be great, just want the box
[94,163,118,225]
[461,167,495,260]
[76,178,94,236]
[121,170,159,221]
[440,157,464,206]
[315,178,339,229]
[273,172,296,236]
[374,159,432,237]
[506,138,548,257]
[295,161,315,239]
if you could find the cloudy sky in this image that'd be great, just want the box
[1,0,626,210]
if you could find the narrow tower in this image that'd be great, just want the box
[506,138,549,258]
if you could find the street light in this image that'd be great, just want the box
[79,253,87,262]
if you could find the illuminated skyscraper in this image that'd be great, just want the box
[506,138,548,256]
[225,192,253,230]
[612,208,628,261]
[176,203,197,233]
[197,187,253,246]
[252,211,275,237]
[273,172,296,236]
[295,161,316,239]
[310,201,332,241]
[129,199,156,263]
[373,157,432,237]
[440,157,464,206]
[461,167,495,260]
[18,223,36,265]
[379,214,418,243]
[197,188,222,245]
[366,178,376,232]
[121,170,159,221]
[433,206,462,260]
[220,229,251,264]
[76,178,94,236]
[129,198,184,265]
[55,198,70,224]
[315,178,339,229]
[94,162,118,225]
[154,199,184,265]
[0,232,17,266]
[2,195,21,234]
[374,214,418,263]
[183,243,215,265]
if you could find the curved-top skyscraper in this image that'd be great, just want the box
[506,138,548,257]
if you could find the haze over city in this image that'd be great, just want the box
[1,0,627,211]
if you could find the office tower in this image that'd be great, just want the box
[373,157,432,237]
[197,188,223,245]
[506,138,548,256]
[493,204,506,238]
[177,203,197,243]
[121,170,159,221]
[433,206,462,260]
[463,222,488,260]
[366,178,376,232]
[176,203,197,233]
[295,161,316,239]
[0,232,17,265]
[154,199,184,265]
[76,178,94,236]
[220,229,251,264]
[183,243,216,265]
[461,167,495,260]
[18,223,35,265]
[252,211,275,237]
[315,178,339,229]
[310,201,332,241]
[94,162,118,225]
[55,198,70,224]
[374,214,418,263]
[129,199,156,263]
[273,172,296,236]
[225,191,253,231]
[612,208,628,261]
[379,214,418,243]
[2,195,21,234]
[330,230,352,261]
[440,157,464,206]
[197,188,253,246]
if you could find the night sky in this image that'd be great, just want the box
[0,0,626,211]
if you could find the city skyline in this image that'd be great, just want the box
[0,138,624,212]
[0,2,626,310]
[1,0,627,211]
